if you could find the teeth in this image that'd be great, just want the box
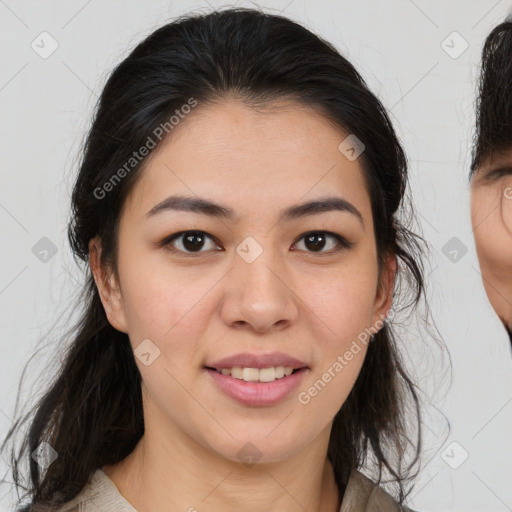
[217,366,296,382]
[231,367,243,379]
[259,367,275,382]
[242,367,260,381]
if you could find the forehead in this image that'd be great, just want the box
[123,99,372,222]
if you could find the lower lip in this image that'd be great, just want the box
[205,368,308,406]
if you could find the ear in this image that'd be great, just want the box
[89,237,128,333]
[371,252,397,328]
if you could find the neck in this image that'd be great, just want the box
[103,420,341,512]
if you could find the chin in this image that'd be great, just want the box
[210,432,305,466]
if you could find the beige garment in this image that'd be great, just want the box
[58,468,412,512]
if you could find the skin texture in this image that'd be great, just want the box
[471,147,512,338]
[89,99,396,512]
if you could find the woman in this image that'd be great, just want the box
[3,7,428,511]
[470,17,512,347]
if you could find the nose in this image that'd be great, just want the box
[220,244,299,333]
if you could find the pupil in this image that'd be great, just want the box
[183,231,204,251]
[181,232,328,252]
[305,232,326,252]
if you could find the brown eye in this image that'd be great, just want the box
[293,231,352,253]
[163,231,221,254]
[160,230,352,257]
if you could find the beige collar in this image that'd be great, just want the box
[61,467,410,512]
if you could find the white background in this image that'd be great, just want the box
[1,1,512,511]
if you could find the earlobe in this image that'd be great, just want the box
[88,237,128,333]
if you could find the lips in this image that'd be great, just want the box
[205,352,308,370]
[204,352,309,406]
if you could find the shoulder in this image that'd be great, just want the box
[341,470,416,512]
[55,469,137,512]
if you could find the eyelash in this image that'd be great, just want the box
[160,230,353,256]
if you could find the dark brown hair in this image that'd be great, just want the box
[471,19,512,175]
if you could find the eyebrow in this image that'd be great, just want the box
[146,194,364,227]
[484,165,512,178]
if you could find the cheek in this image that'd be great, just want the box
[302,258,379,327]
[294,259,378,385]
[472,189,512,276]
[117,248,216,345]
[296,257,379,408]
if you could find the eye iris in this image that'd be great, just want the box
[305,232,326,252]
[183,231,205,251]
[174,231,337,253]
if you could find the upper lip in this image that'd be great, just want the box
[206,352,308,370]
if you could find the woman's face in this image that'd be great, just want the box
[471,147,512,336]
[93,99,394,465]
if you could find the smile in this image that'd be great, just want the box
[204,366,308,406]
[211,366,298,382]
